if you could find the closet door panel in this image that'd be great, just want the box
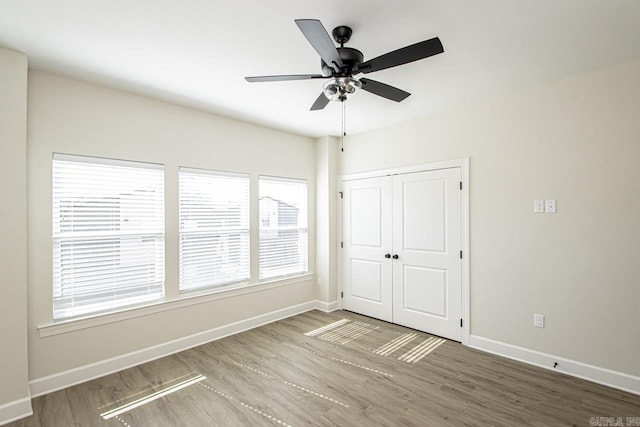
[392,168,462,341]
[342,177,393,322]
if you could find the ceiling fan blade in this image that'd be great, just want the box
[357,37,443,74]
[295,19,344,71]
[360,78,411,102]
[310,93,330,111]
[245,74,325,83]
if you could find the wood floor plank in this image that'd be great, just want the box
[36,390,75,427]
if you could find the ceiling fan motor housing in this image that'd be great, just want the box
[321,47,364,76]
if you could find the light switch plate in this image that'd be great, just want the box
[533,200,545,213]
[545,200,557,213]
[534,314,545,328]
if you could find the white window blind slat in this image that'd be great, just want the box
[52,155,165,320]
[179,169,250,292]
[259,177,308,279]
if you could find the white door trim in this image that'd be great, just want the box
[339,158,470,345]
[342,158,467,182]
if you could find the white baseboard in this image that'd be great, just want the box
[469,335,640,396]
[314,299,340,312]
[0,396,32,426]
[30,301,317,398]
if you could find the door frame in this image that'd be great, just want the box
[337,158,470,345]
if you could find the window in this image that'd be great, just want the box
[259,176,308,279]
[52,154,165,319]
[179,168,249,292]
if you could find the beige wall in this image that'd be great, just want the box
[27,71,317,380]
[342,60,640,377]
[0,47,30,408]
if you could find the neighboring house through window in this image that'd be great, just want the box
[259,176,308,279]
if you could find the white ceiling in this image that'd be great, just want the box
[2,0,640,137]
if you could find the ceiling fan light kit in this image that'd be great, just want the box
[245,19,444,111]
[323,77,362,102]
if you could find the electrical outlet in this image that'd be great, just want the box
[534,314,545,328]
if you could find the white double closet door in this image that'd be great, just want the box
[342,167,463,341]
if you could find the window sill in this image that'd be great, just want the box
[38,273,314,338]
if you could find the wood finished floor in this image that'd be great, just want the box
[10,310,639,426]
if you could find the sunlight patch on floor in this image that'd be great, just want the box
[398,337,446,363]
[100,374,206,420]
[304,319,350,337]
[316,321,379,344]
[374,332,418,356]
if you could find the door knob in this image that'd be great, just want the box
[392,254,399,259]
[384,253,391,258]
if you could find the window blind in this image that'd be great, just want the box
[52,154,165,319]
[259,176,308,279]
[179,168,249,292]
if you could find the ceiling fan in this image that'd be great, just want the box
[245,19,444,111]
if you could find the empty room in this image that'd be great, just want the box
[1,1,639,426]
